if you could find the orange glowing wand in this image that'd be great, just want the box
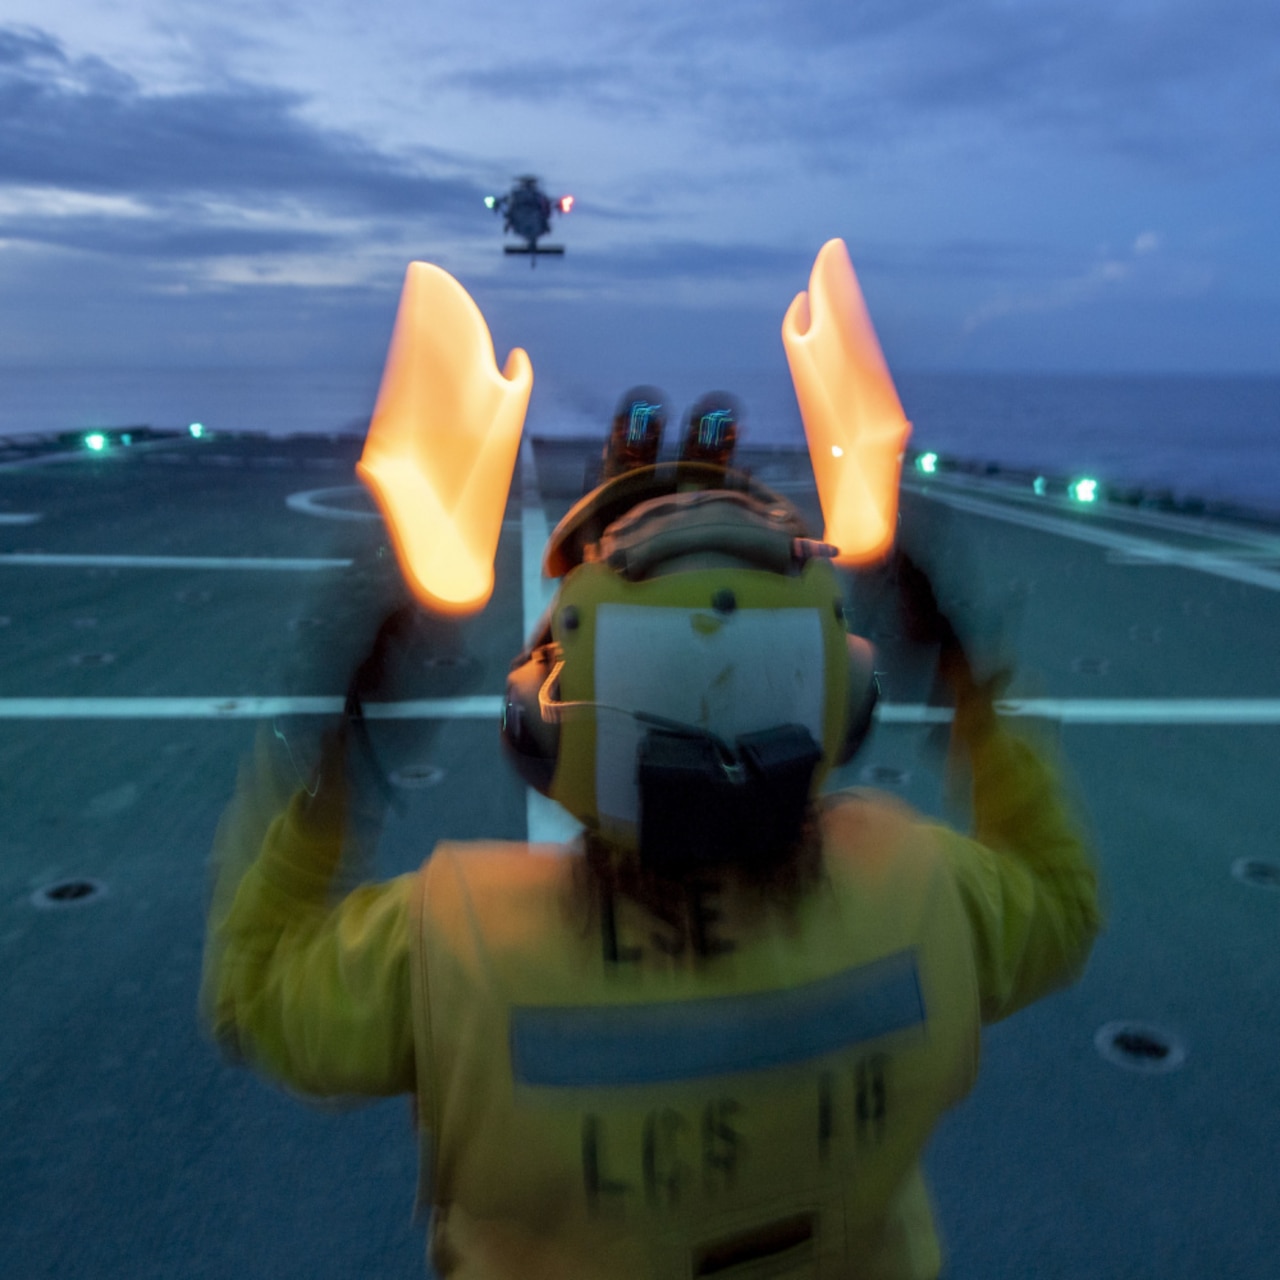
[357,263,532,614]
[782,239,911,565]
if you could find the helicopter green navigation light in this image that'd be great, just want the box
[484,196,496,209]
[85,432,107,452]
[1070,477,1099,503]
[916,451,939,475]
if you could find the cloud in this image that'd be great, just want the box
[569,239,809,284]
[0,7,1272,378]
[958,229,1214,337]
[0,23,489,268]
[0,210,340,261]
[432,0,1280,171]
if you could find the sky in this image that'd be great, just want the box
[1,0,1278,431]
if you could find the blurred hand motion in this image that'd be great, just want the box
[886,546,1015,715]
[357,262,532,615]
[782,239,912,566]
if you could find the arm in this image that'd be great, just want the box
[937,676,1102,1024]
[201,728,417,1098]
[893,549,1102,1022]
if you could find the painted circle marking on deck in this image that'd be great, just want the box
[31,878,108,909]
[1231,857,1280,890]
[286,486,381,522]
[1094,1021,1186,1074]
[389,764,446,790]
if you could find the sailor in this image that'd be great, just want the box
[202,429,1101,1280]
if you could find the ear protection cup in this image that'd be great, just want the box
[500,644,560,795]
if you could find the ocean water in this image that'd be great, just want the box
[2,365,1278,519]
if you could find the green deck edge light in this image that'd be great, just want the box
[916,452,939,475]
[1070,477,1099,503]
[85,432,107,452]
[1033,476,1047,496]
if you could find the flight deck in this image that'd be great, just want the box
[1,431,1277,1278]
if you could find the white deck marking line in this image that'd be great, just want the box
[879,699,1280,724]
[0,438,190,473]
[0,696,504,719]
[4,696,1278,725]
[520,439,583,845]
[733,469,1280,558]
[910,487,1280,592]
[520,438,557,636]
[996,699,1280,724]
[906,471,1280,552]
[0,553,352,570]
[0,449,113,474]
[0,513,41,525]
[1106,546,1280,568]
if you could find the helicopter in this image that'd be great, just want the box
[484,175,573,265]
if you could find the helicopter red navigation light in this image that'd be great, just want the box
[559,195,574,213]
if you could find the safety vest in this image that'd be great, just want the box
[408,791,981,1280]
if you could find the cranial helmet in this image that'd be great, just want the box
[502,463,878,870]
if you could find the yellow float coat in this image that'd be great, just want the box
[204,698,1100,1279]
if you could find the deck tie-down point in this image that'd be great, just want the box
[1094,1021,1186,1074]
[31,878,107,909]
